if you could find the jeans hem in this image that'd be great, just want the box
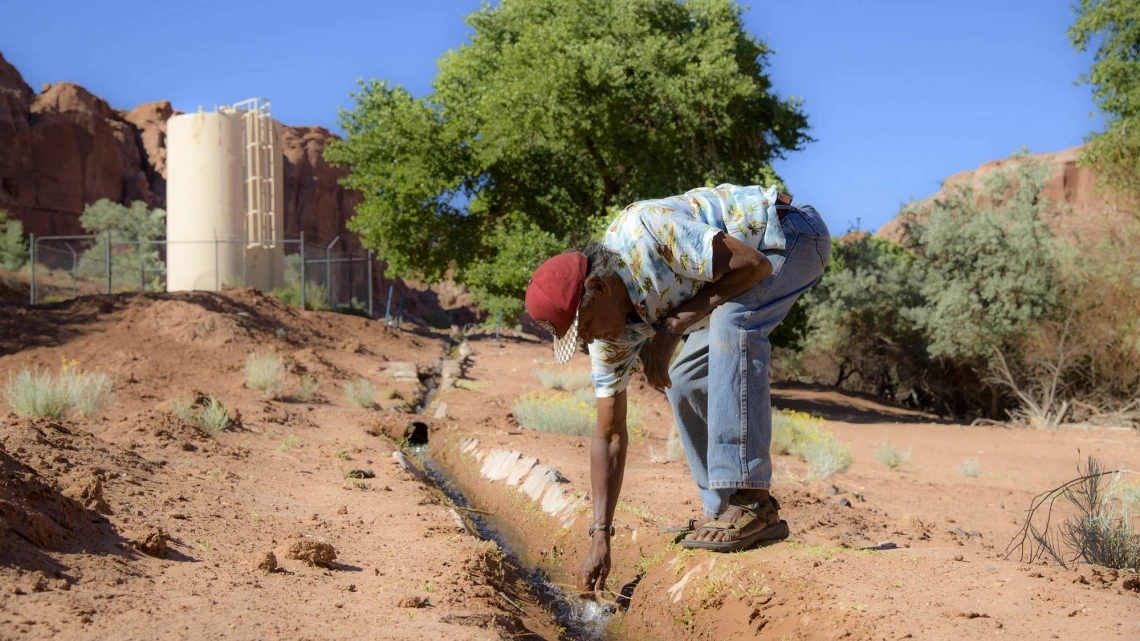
[708,481,772,490]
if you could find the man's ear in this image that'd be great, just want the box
[584,276,609,295]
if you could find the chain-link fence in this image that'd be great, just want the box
[28,233,375,317]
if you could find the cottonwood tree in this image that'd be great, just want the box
[1069,0,1140,217]
[326,0,811,317]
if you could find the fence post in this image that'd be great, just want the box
[496,310,502,340]
[105,230,113,294]
[325,236,339,310]
[367,250,374,318]
[66,243,77,298]
[385,285,393,323]
[29,233,35,305]
[299,232,306,311]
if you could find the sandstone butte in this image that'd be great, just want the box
[876,145,1131,245]
[0,51,476,324]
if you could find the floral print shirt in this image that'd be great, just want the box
[588,184,788,397]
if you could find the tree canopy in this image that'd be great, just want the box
[1068,0,1140,215]
[326,0,811,317]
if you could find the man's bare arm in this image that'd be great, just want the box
[664,232,771,335]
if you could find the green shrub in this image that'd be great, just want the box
[334,298,371,318]
[534,367,593,391]
[295,374,321,402]
[958,458,983,477]
[272,279,330,312]
[3,364,113,419]
[173,394,230,437]
[344,378,376,409]
[75,199,167,291]
[0,210,28,272]
[4,368,73,418]
[514,389,644,437]
[770,409,851,480]
[875,441,911,470]
[244,352,286,400]
[514,391,595,436]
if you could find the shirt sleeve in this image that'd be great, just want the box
[588,327,649,398]
[638,208,720,283]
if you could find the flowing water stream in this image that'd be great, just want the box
[405,340,616,640]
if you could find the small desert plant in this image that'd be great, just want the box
[1008,456,1139,570]
[294,374,321,401]
[279,435,302,452]
[4,362,113,419]
[244,352,286,400]
[875,440,911,470]
[650,425,687,464]
[534,367,593,391]
[958,458,983,478]
[515,390,645,437]
[5,367,72,418]
[272,279,330,312]
[770,409,852,480]
[173,394,230,437]
[514,391,597,436]
[344,378,376,409]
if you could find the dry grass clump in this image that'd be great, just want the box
[173,394,231,437]
[1008,456,1139,570]
[515,389,644,437]
[650,425,686,464]
[534,367,593,391]
[294,374,321,402]
[958,458,983,477]
[514,391,596,436]
[344,378,376,409]
[771,409,851,480]
[244,352,287,400]
[4,361,113,419]
[875,440,912,470]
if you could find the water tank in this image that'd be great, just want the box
[166,100,284,293]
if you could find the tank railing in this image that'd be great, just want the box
[26,234,375,318]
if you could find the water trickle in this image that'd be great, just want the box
[410,447,616,640]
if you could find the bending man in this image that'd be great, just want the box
[523,184,830,593]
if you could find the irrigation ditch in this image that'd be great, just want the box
[391,337,622,640]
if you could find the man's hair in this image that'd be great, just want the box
[578,240,622,307]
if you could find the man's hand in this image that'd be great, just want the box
[577,535,611,593]
[641,330,682,392]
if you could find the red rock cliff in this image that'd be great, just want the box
[877,146,1128,243]
[0,51,480,324]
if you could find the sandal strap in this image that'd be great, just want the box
[695,497,780,537]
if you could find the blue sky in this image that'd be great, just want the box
[2,0,1102,234]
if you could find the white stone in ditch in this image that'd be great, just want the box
[519,464,564,501]
[485,450,521,482]
[505,456,538,487]
[387,362,418,380]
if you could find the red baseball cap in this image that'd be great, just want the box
[525,251,588,363]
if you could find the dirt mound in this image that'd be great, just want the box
[98,408,207,450]
[0,448,100,553]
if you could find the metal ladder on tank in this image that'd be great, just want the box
[233,98,276,249]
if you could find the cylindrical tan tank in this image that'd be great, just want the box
[166,108,246,292]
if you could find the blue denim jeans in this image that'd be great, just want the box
[665,202,831,517]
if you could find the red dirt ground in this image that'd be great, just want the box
[0,289,1137,640]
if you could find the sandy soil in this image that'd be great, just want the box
[0,289,1137,640]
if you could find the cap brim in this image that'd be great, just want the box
[551,312,579,364]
